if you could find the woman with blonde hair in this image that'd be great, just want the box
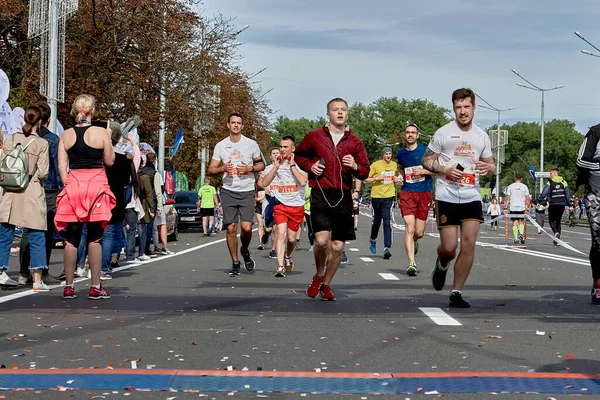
[0,105,49,290]
[55,94,116,299]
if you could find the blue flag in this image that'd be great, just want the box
[529,163,536,182]
[170,125,184,157]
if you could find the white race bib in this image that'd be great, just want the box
[446,163,478,188]
[405,166,425,183]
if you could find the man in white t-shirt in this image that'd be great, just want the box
[259,136,308,277]
[422,88,496,308]
[505,175,530,244]
[208,113,265,276]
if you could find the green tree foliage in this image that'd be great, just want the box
[491,119,584,196]
[272,97,451,162]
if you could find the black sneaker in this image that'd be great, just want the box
[449,292,471,308]
[109,260,120,270]
[257,244,264,250]
[383,248,391,260]
[56,271,66,281]
[229,262,241,276]
[431,257,449,291]
[518,234,525,245]
[240,249,255,271]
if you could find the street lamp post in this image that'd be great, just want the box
[575,31,600,58]
[475,92,515,199]
[511,69,564,190]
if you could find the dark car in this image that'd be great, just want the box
[173,191,203,231]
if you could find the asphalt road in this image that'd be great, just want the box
[0,208,598,399]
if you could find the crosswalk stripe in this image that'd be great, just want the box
[419,307,462,326]
[378,273,399,280]
[360,257,374,262]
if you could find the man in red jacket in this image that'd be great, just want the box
[294,98,370,301]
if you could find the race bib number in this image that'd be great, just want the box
[446,163,477,188]
[405,166,425,183]
[278,185,298,194]
[381,170,395,185]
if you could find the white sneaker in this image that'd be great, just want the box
[137,254,151,261]
[33,281,50,291]
[308,246,314,252]
[76,267,87,278]
[0,271,18,286]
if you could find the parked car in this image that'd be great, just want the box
[173,191,203,231]
[165,198,179,241]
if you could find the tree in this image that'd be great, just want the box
[488,119,583,196]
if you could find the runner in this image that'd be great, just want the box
[531,196,548,234]
[260,147,281,258]
[505,175,530,244]
[422,88,495,308]
[575,123,600,303]
[207,113,265,276]
[541,168,573,246]
[258,136,308,277]
[197,177,219,237]
[486,198,502,231]
[361,147,398,260]
[397,124,433,276]
[295,97,370,301]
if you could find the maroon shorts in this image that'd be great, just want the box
[400,191,432,221]
[273,203,305,232]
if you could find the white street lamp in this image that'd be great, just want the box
[512,69,563,190]
[475,92,515,199]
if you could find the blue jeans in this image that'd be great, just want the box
[0,223,47,271]
[101,223,119,272]
[123,209,138,260]
[139,223,151,256]
[370,197,393,248]
[144,216,155,254]
[77,224,88,268]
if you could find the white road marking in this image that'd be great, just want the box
[419,307,462,326]
[0,234,232,304]
[378,273,399,280]
[349,248,359,252]
[360,257,374,262]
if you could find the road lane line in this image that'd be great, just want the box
[0,233,235,305]
[360,257,374,262]
[349,248,359,252]
[378,273,399,280]
[419,307,462,326]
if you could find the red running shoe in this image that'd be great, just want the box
[63,285,76,299]
[88,286,111,300]
[320,284,336,301]
[306,275,324,298]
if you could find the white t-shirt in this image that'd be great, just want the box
[507,182,530,211]
[428,120,492,204]
[261,163,306,207]
[212,135,261,192]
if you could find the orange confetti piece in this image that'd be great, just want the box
[292,289,298,294]
[565,385,573,389]
[566,353,574,360]
[192,341,198,346]
[381,340,388,343]
[348,352,354,355]
[413,362,419,365]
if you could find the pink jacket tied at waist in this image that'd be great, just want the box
[54,169,116,231]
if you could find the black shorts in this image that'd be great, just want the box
[200,207,214,217]
[310,188,355,241]
[435,200,483,228]
[254,203,262,215]
[509,210,525,221]
[352,208,359,216]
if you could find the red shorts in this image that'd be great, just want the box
[273,203,305,232]
[400,191,432,221]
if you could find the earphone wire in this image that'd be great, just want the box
[316,145,345,208]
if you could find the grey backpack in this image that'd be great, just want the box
[0,135,38,192]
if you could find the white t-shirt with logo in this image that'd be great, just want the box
[507,182,530,211]
[212,135,261,192]
[428,120,492,204]
[261,163,306,207]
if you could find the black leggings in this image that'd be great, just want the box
[62,222,104,248]
[304,212,314,246]
[548,205,565,235]
[585,188,600,281]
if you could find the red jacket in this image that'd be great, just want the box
[294,125,370,190]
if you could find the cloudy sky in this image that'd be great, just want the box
[200,0,600,133]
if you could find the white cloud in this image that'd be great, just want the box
[200,0,600,133]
